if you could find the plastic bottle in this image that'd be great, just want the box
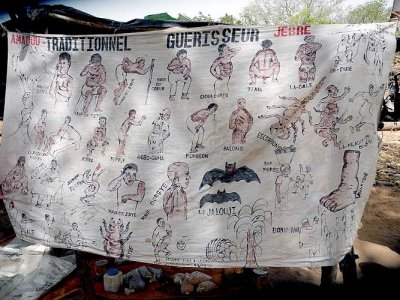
[103,267,123,293]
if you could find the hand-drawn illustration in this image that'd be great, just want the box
[274,145,296,165]
[12,45,47,88]
[186,103,218,153]
[210,44,240,94]
[313,84,352,147]
[113,56,155,105]
[349,83,385,132]
[167,49,191,101]
[320,150,360,212]
[100,218,132,258]
[295,35,322,83]
[20,212,37,236]
[293,164,313,199]
[229,98,253,145]
[227,199,272,268]
[274,164,293,212]
[76,53,107,113]
[206,238,238,262]
[249,39,280,84]
[364,31,387,76]
[199,162,260,189]
[63,222,84,249]
[107,163,145,213]
[199,190,241,208]
[87,116,109,156]
[259,76,326,143]
[152,217,172,263]
[1,156,29,196]
[117,109,146,156]
[33,109,48,149]
[298,216,319,248]
[81,163,106,205]
[42,213,55,244]
[334,33,363,66]
[163,162,190,220]
[314,103,353,147]
[50,52,73,104]
[31,159,63,208]
[148,108,171,154]
[315,84,350,112]
[43,116,81,157]
[7,88,34,145]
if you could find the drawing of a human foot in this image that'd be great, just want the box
[319,150,360,212]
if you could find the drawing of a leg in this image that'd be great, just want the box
[169,80,178,101]
[249,68,257,85]
[181,76,191,99]
[83,91,93,114]
[309,67,316,81]
[113,80,127,104]
[299,67,307,83]
[196,127,205,149]
[95,87,107,112]
[320,150,360,212]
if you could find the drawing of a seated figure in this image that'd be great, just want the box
[43,116,81,157]
[86,116,109,156]
[31,159,63,208]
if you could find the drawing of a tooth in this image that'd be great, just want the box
[320,150,360,212]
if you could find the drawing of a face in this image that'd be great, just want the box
[237,98,246,108]
[163,112,171,120]
[178,52,187,61]
[99,117,106,127]
[129,110,136,119]
[157,218,165,227]
[326,85,338,97]
[176,171,190,189]
[58,58,70,75]
[280,164,291,176]
[123,168,137,184]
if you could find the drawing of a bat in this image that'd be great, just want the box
[199,162,261,189]
[199,190,241,208]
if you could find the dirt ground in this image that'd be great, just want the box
[1,121,400,293]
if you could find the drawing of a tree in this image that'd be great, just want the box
[227,198,272,268]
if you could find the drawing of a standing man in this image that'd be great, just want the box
[117,109,145,156]
[167,49,192,101]
[210,44,240,95]
[152,217,172,263]
[295,35,322,83]
[229,98,253,144]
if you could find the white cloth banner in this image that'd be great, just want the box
[0,23,396,267]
